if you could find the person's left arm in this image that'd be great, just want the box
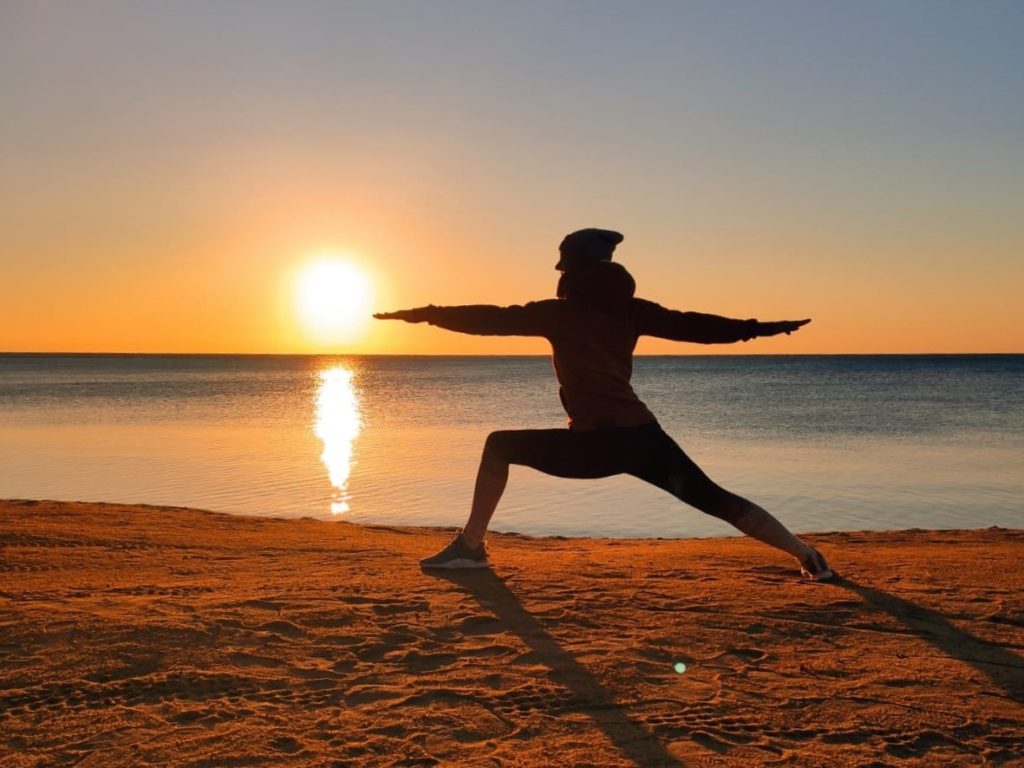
[374,301,556,337]
[633,299,810,344]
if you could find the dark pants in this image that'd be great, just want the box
[482,422,739,525]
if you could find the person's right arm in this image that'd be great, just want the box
[634,299,810,344]
[374,301,557,337]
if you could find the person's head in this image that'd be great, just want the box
[555,228,624,271]
[556,260,636,309]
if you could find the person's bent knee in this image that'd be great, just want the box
[482,430,515,466]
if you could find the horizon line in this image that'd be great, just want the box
[2,351,1021,358]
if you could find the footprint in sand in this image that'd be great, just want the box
[256,620,304,637]
[227,651,285,668]
[270,736,303,754]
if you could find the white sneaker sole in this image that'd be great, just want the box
[801,565,835,581]
[420,557,491,570]
[799,546,834,581]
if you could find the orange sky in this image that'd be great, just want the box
[2,3,1022,354]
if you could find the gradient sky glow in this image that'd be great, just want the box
[2,0,1022,353]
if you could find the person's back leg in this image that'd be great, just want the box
[698,488,832,580]
[629,428,833,580]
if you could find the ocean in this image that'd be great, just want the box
[1,354,1021,539]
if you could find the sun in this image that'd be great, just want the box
[295,256,374,342]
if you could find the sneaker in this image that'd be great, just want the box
[799,545,834,581]
[420,533,490,570]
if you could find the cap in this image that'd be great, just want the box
[556,228,624,270]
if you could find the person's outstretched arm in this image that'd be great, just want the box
[374,301,556,337]
[634,299,810,344]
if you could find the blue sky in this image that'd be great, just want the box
[2,1,1022,352]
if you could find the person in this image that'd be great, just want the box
[374,228,833,580]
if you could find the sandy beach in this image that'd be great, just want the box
[1,499,1021,767]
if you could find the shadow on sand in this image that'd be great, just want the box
[427,568,684,768]
[835,576,1024,702]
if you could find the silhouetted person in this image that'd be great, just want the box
[375,229,832,580]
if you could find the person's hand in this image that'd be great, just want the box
[373,307,431,323]
[758,318,811,337]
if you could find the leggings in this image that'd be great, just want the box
[482,422,740,525]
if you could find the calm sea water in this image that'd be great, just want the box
[1,354,1021,538]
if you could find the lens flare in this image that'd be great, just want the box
[674,662,687,674]
[314,365,362,514]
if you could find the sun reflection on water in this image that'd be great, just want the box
[314,366,362,514]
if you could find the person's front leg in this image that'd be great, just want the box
[462,454,509,548]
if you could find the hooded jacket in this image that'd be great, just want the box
[409,263,760,430]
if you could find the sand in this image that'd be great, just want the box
[1,499,1022,767]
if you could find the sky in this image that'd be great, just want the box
[2,0,1022,354]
